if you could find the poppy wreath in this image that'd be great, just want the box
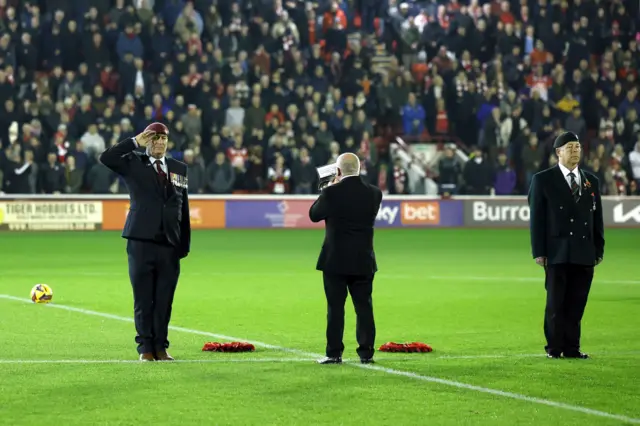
[202,342,256,352]
[378,342,433,353]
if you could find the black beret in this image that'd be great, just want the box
[553,131,580,148]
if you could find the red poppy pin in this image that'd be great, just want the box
[584,179,591,189]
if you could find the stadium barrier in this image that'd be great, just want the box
[0,195,639,231]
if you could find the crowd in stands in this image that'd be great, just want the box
[0,0,638,197]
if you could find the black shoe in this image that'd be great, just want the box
[564,351,589,359]
[360,358,375,364]
[317,356,342,364]
[546,352,562,359]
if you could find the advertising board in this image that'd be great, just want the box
[462,198,640,227]
[0,196,637,230]
[0,201,102,231]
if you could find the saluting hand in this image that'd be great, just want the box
[135,130,155,148]
[535,257,547,267]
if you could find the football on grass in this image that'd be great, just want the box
[144,122,169,135]
[31,284,53,304]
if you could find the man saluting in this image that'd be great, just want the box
[528,131,605,359]
[99,123,191,361]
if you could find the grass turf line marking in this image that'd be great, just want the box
[0,357,430,364]
[2,270,639,285]
[1,294,639,425]
[2,353,638,365]
[0,358,315,364]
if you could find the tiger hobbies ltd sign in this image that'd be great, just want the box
[462,197,640,228]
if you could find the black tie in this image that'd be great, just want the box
[568,172,580,203]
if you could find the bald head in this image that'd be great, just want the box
[336,152,360,178]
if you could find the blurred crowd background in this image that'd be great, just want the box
[0,0,638,196]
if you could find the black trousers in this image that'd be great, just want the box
[127,239,180,354]
[323,272,376,359]
[544,264,594,355]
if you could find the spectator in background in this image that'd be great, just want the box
[23,150,38,194]
[268,154,291,194]
[437,146,461,196]
[80,124,106,158]
[390,157,409,194]
[629,142,640,188]
[183,148,205,194]
[607,160,629,196]
[1,146,31,194]
[87,156,115,194]
[494,153,516,195]
[565,107,587,142]
[522,133,543,189]
[206,151,234,194]
[1,0,638,197]
[463,147,493,195]
[116,24,144,61]
[402,92,425,136]
[38,152,65,194]
[64,155,83,194]
[292,147,317,194]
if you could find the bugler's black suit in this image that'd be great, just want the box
[99,138,191,355]
[310,176,382,359]
[528,166,605,356]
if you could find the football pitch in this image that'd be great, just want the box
[1,229,639,425]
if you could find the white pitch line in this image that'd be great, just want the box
[1,270,639,285]
[0,357,429,365]
[0,358,315,364]
[435,352,640,360]
[1,294,639,425]
[3,353,638,365]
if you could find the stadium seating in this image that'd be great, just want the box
[0,0,638,196]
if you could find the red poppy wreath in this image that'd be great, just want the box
[379,342,433,353]
[202,342,256,352]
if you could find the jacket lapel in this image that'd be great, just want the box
[165,159,177,198]
[142,154,163,197]
[578,169,593,208]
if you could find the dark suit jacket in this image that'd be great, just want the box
[309,176,383,275]
[528,166,604,266]
[99,138,191,259]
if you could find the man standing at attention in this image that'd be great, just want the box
[309,153,383,364]
[528,131,605,359]
[99,124,191,362]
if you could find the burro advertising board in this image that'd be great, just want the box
[463,197,640,228]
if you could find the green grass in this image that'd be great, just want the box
[0,229,639,425]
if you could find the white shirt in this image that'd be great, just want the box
[558,163,581,195]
